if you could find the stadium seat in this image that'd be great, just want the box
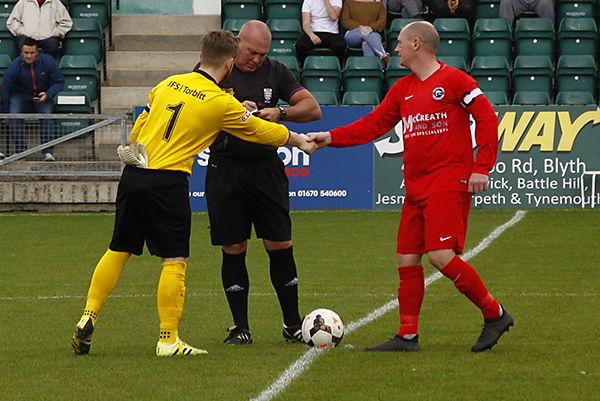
[222,18,251,35]
[0,0,17,18]
[437,55,467,71]
[555,91,595,105]
[557,0,596,19]
[0,53,10,80]
[512,55,553,95]
[484,91,509,105]
[343,56,383,97]
[267,18,302,39]
[557,17,598,56]
[470,55,510,95]
[0,17,16,59]
[514,18,555,59]
[512,91,551,105]
[555,54,597,98]
[301,56,342,95]
[264,0,302,21]
[59,55,100,101]
[53,91,93,134]
[63,18,104,62]
[387,18,423,53]
[434,18,471,60]
[384,56,411,91]
[222,0,262,21]
[311,91,338,105]
[472,18,512,59]
[69,0,110,29]
[341,91,380,105]
[475,0,501,19]
[269,55,299,79]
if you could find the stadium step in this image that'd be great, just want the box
[101,87,152,115]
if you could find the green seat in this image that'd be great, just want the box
[269,55,299,79]
[512,91,551,105]
[434,18,471,60]
[558,17,598,56]
[437,55,467,71]
[268,38,297,56]
[343,57,383,95]
[557,0,596,19]
[63,18,104,62]
[311,91,338,105]
[59,55,99,101]
[514,18,555,59]
[341,91,380,105]
[555,54,597,97]
[384,56,411,90]
[512,55,553,94]
[555,91,595,105]
[471,55,510,94]
[222,18,251,35]
[69,0,110,29]
[472,18,512,59]
[302,56,342,95]
[267,19,302,40]
[264,0,302,20]
[387,18,423,53]
[53,91,93,134]
[484,91,509,105]
[475,0,500,18]
[0,31,17,59]
[0,52,10,80]
[222,0,262,20]
[0,1,17,18]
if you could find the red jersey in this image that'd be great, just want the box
[330,63,498,201]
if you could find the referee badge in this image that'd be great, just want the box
[432,87,445,100]
[264,88,273,103]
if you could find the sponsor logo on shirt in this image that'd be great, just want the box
[264,88,273,103]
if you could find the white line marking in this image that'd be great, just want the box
[250,210,527,401]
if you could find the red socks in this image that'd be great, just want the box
[441,256,502,319]
[397,265,424,337]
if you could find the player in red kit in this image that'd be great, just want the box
[306,21,513,352]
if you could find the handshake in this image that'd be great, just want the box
[287,131,332,155]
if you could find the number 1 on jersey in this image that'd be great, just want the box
[163,102,184,141]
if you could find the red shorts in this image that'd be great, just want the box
[396,191,472,255]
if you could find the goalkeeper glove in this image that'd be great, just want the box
[117,141,148,168]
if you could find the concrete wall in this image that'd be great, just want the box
[113,0,220,15]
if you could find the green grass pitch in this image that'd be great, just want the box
[0,209,598,401]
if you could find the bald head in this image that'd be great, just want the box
[238,20,272,45]
[402,21,440,54]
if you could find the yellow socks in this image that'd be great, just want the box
[157,260,187,343]
[82,249,130,324]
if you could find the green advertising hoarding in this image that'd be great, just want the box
[374,106,600,209]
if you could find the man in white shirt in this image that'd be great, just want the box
[295,0,346,64]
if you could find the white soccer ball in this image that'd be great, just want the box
[301,308,344,348]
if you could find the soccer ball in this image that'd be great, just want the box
[301,309,344,348]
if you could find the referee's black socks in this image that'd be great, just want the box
[221,250,250,330]
[268,246,302,327]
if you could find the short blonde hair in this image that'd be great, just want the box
[200,30,239,69]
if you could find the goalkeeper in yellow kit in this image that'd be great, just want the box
[71,30,316,357]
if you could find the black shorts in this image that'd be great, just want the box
[109,165,191,258]
[205,156,291,245]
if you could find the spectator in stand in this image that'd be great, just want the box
[7,0,72,57]
[499,0,555,25]
[1,37,64,161]
[384,0,425,18]
[295,0,346,65]
[428,0,475,24]
[342,0,391,65]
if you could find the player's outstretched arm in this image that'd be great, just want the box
[287,132,318,155]
[306,131,332,150]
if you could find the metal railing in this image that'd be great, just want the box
[0,113,129,177]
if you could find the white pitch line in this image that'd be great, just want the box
[250,210,527,401]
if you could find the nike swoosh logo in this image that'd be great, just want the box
[440,236,452,241]
[404,95,414,100]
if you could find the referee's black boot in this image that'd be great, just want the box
[224,325,253,345]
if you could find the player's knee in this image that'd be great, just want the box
[427,250,455,270]
[263,239,293,251]
[223,242,247,255]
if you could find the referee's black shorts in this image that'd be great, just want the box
[109,165,191,258]
[205,156,291,246]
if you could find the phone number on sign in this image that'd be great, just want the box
[292,189,348,197]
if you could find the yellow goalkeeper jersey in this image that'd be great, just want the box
[130,70,290,174]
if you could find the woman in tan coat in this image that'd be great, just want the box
[341,0,389,63]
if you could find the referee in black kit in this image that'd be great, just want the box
[201,20,322,345]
